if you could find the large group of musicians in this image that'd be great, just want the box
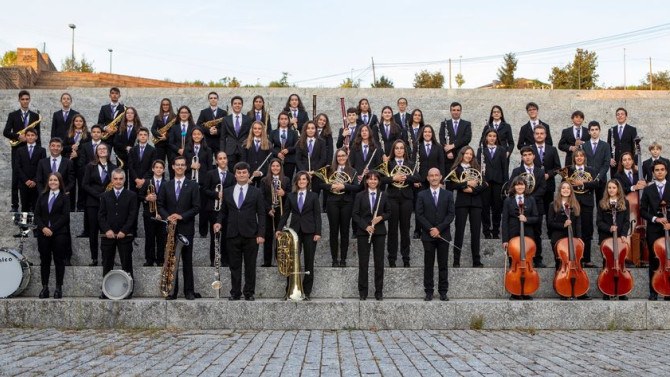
[4,88,670,303]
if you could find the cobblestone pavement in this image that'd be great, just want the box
[1,329,669,376]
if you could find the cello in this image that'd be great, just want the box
[627,136,649,266]
[505,199,540,297]
[598,201,634,298]
[554,203,590,299]
[651,201,670,296]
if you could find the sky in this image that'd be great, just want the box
[1,0,669,88]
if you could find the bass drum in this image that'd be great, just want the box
[102,270,134,300]
[0,248,31,298]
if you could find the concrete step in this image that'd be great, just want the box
[19,266,653,299]
[2,297,667,330]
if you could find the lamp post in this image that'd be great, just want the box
[68,24,76,61]
[108,49,113,73]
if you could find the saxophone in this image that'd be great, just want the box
[9,114,42,147]
[152,117,176,144]
[202,117,223,129]
[101,106,126,140]
[159,220,190,298]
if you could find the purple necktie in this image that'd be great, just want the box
[176,180,182,200]
[74,131,81,143]
[235,115,240,135]
[489,147,495,159]
[454,121,458,134]
[255,141,259,152]
[539,147,544,164]
[256,112,261,121]
[127,126,133,139]
[51,158,57,173]
[527,167,533,174]
[433,190,438,207]
[155,179,160,193]
[628,172,634,184]
[48,193,56,213]
[401,114,405,126]
[659,184,665,197]
[238,187,244,209]
[220,172,226,183]
[298,192,304,212]
[28,145,33,159]
[413,128,418,139]
[101,166,107,181]
[363,145,368,160]
[23,112,28,127]
[212,109,217,118]
[281,131,286,147]
[426,143,431,156]
[363,114,368,125]
[576,127,581,139]
[592,142,597,154]
[63,111,68,123]
[308,139,313,156]
[370,192,376,211]
[293,110,298,120]
[619,126,623,139]
[140,145,145,160]
[163,114,168,124]
[385,125,390,139]
[93,143,98,155]
[194,145,199,156]
[115,190,120,199]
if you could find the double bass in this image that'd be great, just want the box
[627,136,649,266]
[651,201,670,296]
[505,199,540,297]
[554,203,590,299]
[598,201,634,298]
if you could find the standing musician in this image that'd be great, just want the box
[596,179,630,300]
[51,92,79,142]
[284,94,309,133]
[547,182,582,270]
[565,150,600,268]
[502,176,540,299]
[445,147,486,267]
[607,107,637,178]
[4,90,41,212]
[242,120,272,186]
[76,125,107,239]
[315,113,334,210]
[277,171,322,300]
[34,172,70,299]
[270,112,299,179]
[213,162,265,301]
[613,152,647,195]
[415,167,455,301]
[517,102,553,150]
[82,144,116,266]
[415,124,445,239]
[197,91,227,156]
[113,107,141,182]
[531,125,562,227]
[296,120,327,188]
[352,170,390,301]
[407,109,425,153]
[260,159,290,267]
[151,98,177,167]
[640,160,670,301]
[247,95,271,134]
[335,107,359,152]
[35,138,76,197]
[377,106,405,159]
[221,96,252,170]
[139,160,167,267]
[15,128,46,213]
[351,124,383,184]
[203,151,235,267]
[184,127,212,237]
[481,105,514,172]
[63,114,89,212]
[382,140,419,268]
[583,121,611,206]
[643,142,670,183]
[97,87,124,130]
[510,147,547,268]
[98,169,137,300]
[168,106,196,177]
[394,97,410,129]
[478,129,507,239]
[440,102,472,167]
[558,110,590,167]
[356,98,378,129]
[157,156,201,300]
[321,149,360,267]
[128,127,156,196]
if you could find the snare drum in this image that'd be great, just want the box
[102,270,134,300]
[0,248,31,298]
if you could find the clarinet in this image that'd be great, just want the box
[480,142,486,179]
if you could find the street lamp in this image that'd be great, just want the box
[108,49,113,73]
[68,24,76,61]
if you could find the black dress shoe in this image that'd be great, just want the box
[509,294,521,300]
[424,293,433,301]
[10,207,18,213]
[492,233,500,239]
[261,263,272,267]
[603,295,611,300]
[303,295,311,301]
[473,263,484,268]
[582,262,596,268]
[389,261,396,268]
[165,295,177,301]
[453,263,460,268]
[560,297,568,301]
[339,261,346,267]
[664,296,670,301]
[413,232,421,240]
[245,295,255,301]
[53,286,62,299]
[483,233,492,239]
[229,295,241,301]
[534,262,547,268]
[403,261,410,268]
[522,295,533,300]
[185,293,196,300]
[64,258,71,266]
[577,294,592,300]
[332,261,338,267]
[375,293,383,301]
[39,286,49,299]
[649,292,659,301]
[440,293,449,301]
[89,260,98,267]
[619,295,628,301]
[123,294,133,300]
[76,232,88,238]
[99,293,108,300]
[359,295,367,301]
[143,262,153,267]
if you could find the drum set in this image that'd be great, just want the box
[0,213,34,298]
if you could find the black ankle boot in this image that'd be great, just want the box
[39,286,49,299]
[53,286,63,299]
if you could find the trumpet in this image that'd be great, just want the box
[191,156,199,182]
[101,106,126,140]
[213,183,223,211]
[313,166,352,195]
[147,181,157,214]
[152,117,176,144]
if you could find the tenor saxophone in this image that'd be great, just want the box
[202,117,223,129]
[101,106,126,140]
[9,114,42,147]
[152,117,176,144]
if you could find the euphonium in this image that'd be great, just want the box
[147,181,157,214]
[213,183,223,211]
[152,117,176,144]
[101,106,126,140]
[159,220,190,298]
[276,227,309,301]
[313,166,352,195]
[191,156,199,182]
[9,114,42,147]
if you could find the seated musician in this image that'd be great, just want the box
[547,181,582,270]
[596,179,630,300]
[565,150,599,268]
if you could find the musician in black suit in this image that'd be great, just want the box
[352,171,391,301]
[596,179,629,251]
[97,87,125,139]
[98,169,138,299]
[415,125,446,238]
[157,156,201,300]
[547,182,583,270]
[113,107,141,182]
[478,129,508,239]
[3,90,41,212]
[150,98,177,165]
[531,125,562,223]
[270,112,299,179]
[376,106,406,157]
[613,152,647,196]
[139,160,167,266]
[184,127,212,236]
[415,167,456,301]
[440,102,472,166]
[350,125,383,181]
[517,102,553,150]
[203,152,235,266]
[221,96,252,169]
[607,107,638,178]
[35,138,76,196]
[284,94,310,133]
[242,121,273,187]
[335,108,360,153]
[76,125,107,238]
[196,91,227,156]
[558,111,590,167]
[277,171,322,299]
[62,114,89,212]
[247,95,272,134]
[314,113,334,168]
[481,105,515,172]
[394,97,410,129]
[15,128,46,212]
[213,162,265,301]
[34,172,70,299]
[128,128,156,194]
[642,142,670,183]
[565,150,600,267]
[356,98,378,129]
[260,159,291,267]
[407,109,424,153]
[510,147,547,267]
[50,93,79,141]
[167,106,197,177]
[583,121,611,205]
[82,143,116,265]
[296,121,327,180]
[640,160,670,300]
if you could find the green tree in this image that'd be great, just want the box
[640,70,670,90]
[549,49,599,89]
[455,73,465,88]
[413,70,444,88]
[61,55,95,72]
[269,72,291,87]
[340,78,361,88]
[371,75,394,88]
[220,77,241,87]
[496,53,518,88]
[1,50,17,67]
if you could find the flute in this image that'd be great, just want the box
[368,191,382,244]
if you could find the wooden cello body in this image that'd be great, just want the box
[651,201,670,296]
[553,204,590,298]
[505,200,540,296]
[598,202,634,297]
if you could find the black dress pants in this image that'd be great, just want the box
[37,233,68,286]
[228,236,258,297]
[357,235,385,296]
[454,206,482,266]
[387,198,412,264]
[326,200,352,263]
[423,239,449,295]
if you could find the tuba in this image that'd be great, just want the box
[152,117,176,144]
[313,166,352,195]
[276,227,309,301]
[159,219,190,298]
[101,106,126,140]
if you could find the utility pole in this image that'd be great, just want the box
[623,48,627,90]
[649,57,653,90]
[459,55,462,74]
[68,24,76,61]
[371,57,376,86]
[108,49,113,73]
[448,58,452,89]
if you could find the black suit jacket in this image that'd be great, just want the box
[15,144,46,183]
[415,141,445,180]
[98,103,125,125]
[642,157,670,182]
[356,113,378,129]
[77,140,109,170]
[139,177,168,217]
[197,107,227,148]
[350,143,383,176]
[35,157,76,194]
[202,169,235,212]
[51,109,80,141]
[394,112,410,129]
[167,123,196,156]
[502,196,539,242]
[558,126,590,166]
[3,109,41,148]
[278,191,322,235]
[33,191,70,235]
[477,145,508,184]
[246,109,273,133]
[415,188,455,241]
[336,124,360,150]
[376,123,406,156]
[596,200,630,239]
[564,166,600,207]
[296,138,327,172]
[150,114,176,144]
[270,128,299,164]
[547,202,582,243]
[242,145,273,175]
[318,132,334,165]
[381,160,419,200]
[184,145,213,182]
[352,189,391,237]
[531,144,561,191]
[98,189,138,235]
[481,123,514,157]
[113,126,138,162]
[319,167,360,204]
[261,176,291,213]
[287,109,310,133]
[82,162,117,207]
[613,171,643,195]
[217,184,265,238]
[128,144,156,185]
[607,124,637,165]
[440,119,472,160]
[444,166,486,208]
[641,181,670,237]
[511,165,547,213]
[517,120,553,150]
[221,113,252,156]
[582,139,611,182]
[157,178,201,236]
